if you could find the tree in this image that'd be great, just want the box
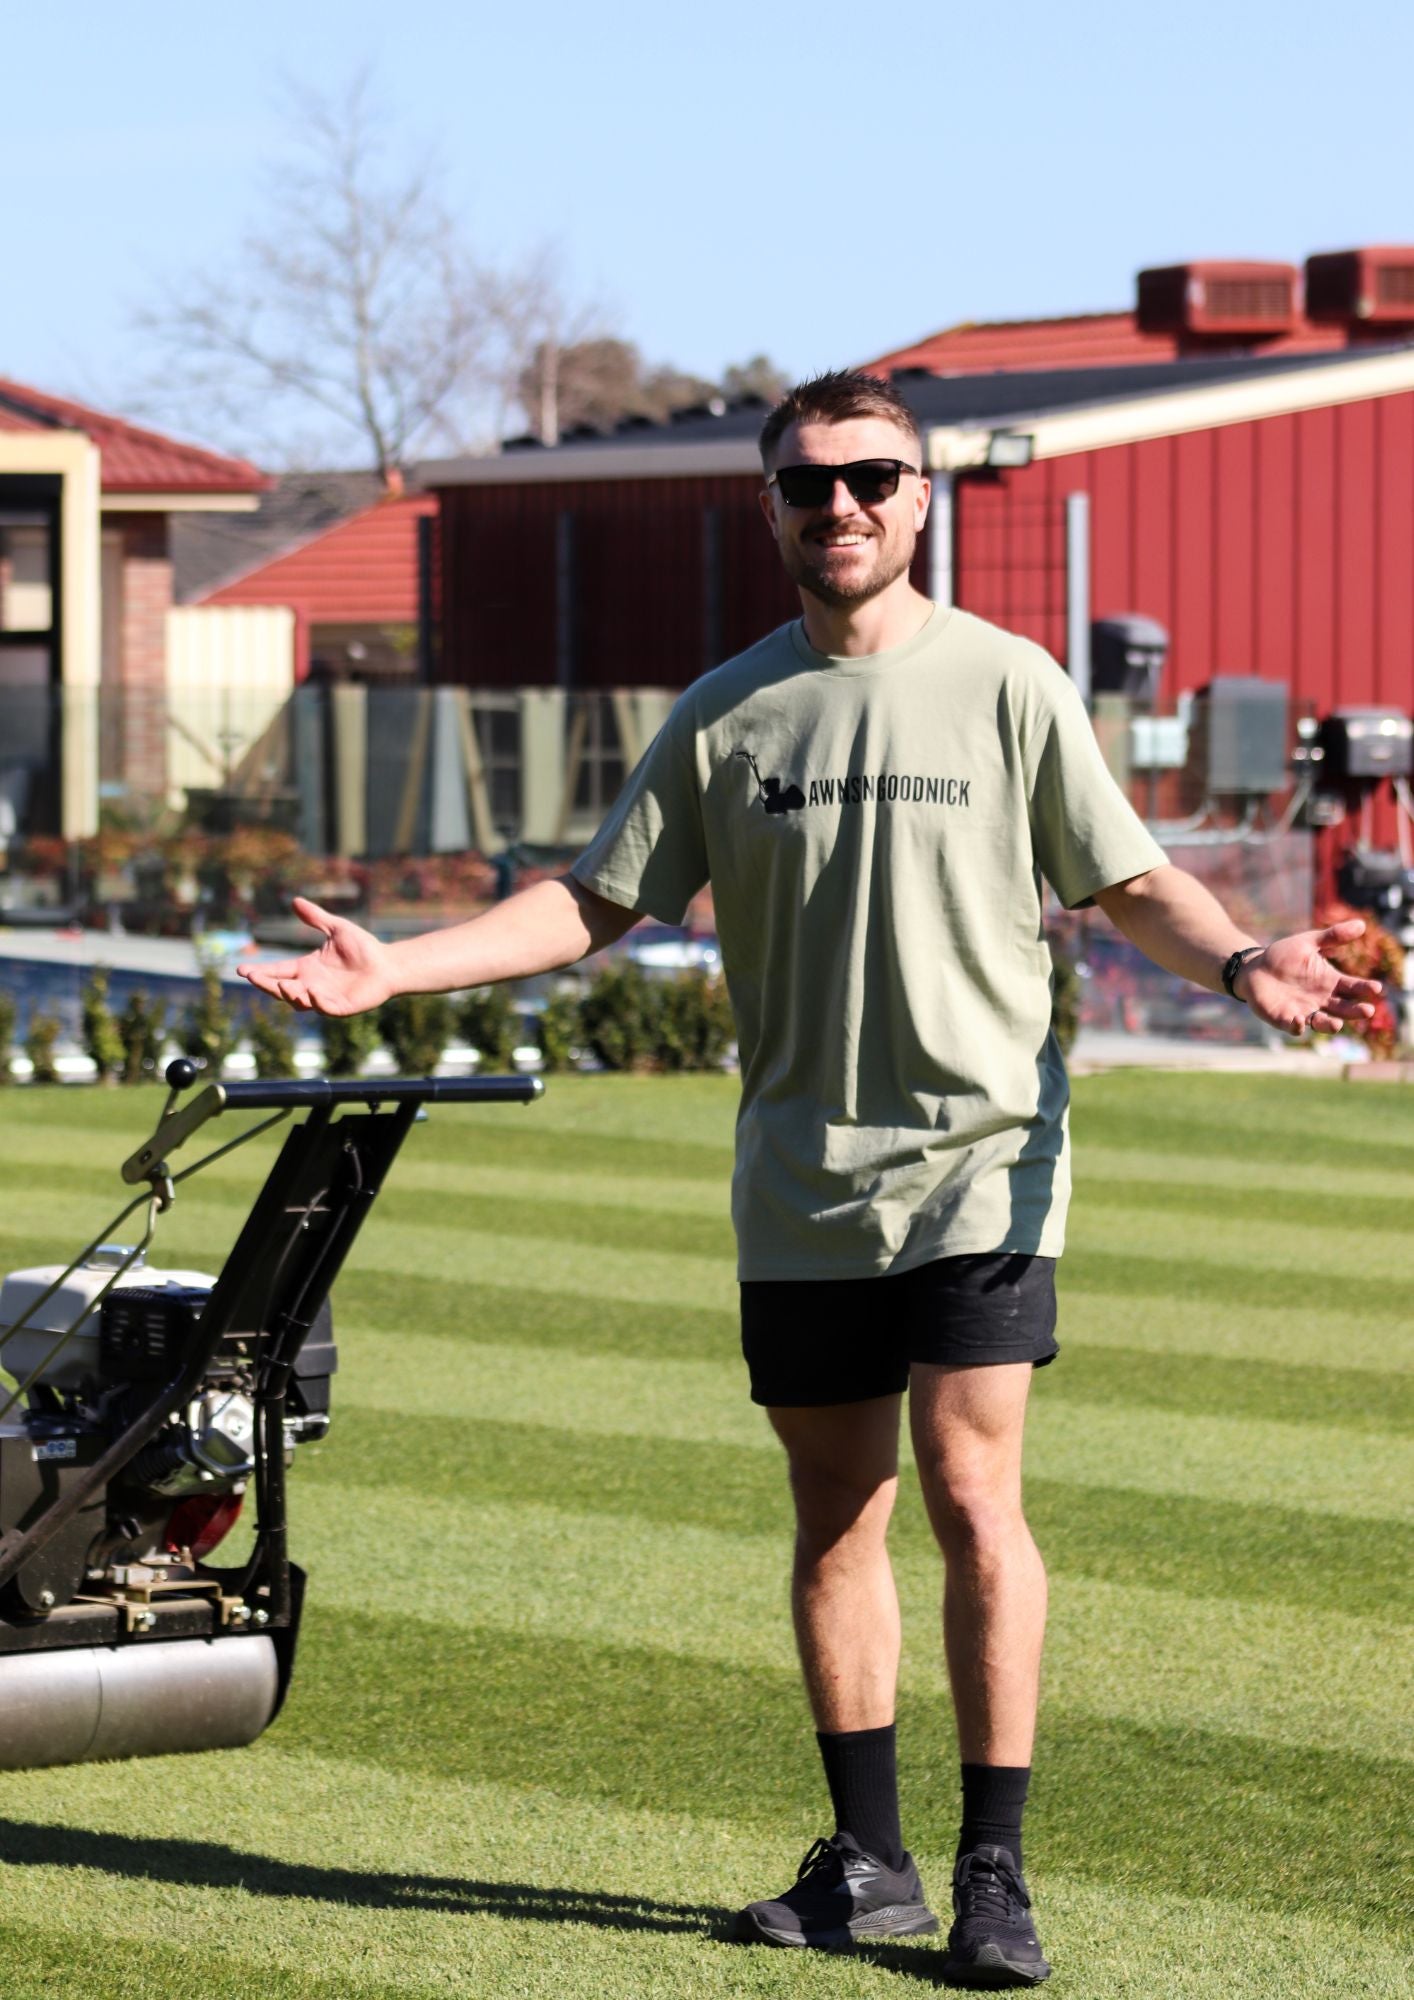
[514,338,787,442]
[722,355,790,405]
[135,74,542,473]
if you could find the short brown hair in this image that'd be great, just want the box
[759,369,922,470]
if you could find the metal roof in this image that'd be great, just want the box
[424,344,1414,486]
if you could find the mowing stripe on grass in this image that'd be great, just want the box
[304,1407,1414,1624]
[295,1481,1413,1763]
[335,1328,1414,1520]
[273,1608,1410,1936]
[6,1751,1407,2000]
[1035,1343,1413,1434]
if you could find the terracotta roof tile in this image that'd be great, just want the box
[0,376,268,494]
[865,309,1349,377]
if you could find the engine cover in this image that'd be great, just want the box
[0,1258,218,1393]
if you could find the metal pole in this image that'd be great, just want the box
[417,514,436,685]
[555,512,575,691]
[928,470,954,607]
[1065,492,1091,706]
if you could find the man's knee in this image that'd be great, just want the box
[787,1456,897,1561]
[918,1458,1025,1559]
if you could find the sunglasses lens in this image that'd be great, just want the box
[774,461,904,507]
[844,461,901,504]
[776,466,835,508]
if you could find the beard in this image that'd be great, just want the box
[780,524,918,608]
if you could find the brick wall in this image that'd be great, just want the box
[106,512,172,798]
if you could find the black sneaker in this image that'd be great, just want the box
[732,1832,939,1950]
[942,1844,1051,1987]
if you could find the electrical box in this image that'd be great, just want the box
[1090,615,1169,700]
[1315,709,1413,783]
[1190,678,1289,795]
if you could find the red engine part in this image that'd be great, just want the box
[163,1492,245,1561]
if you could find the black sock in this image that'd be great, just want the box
[957,1763,1031,1873]
[816,1725,905,1869]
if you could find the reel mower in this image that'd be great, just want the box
[0,1060,541,1769]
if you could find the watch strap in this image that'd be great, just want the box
[1221,945,1265,1001]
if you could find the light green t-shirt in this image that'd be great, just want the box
[572,605,1167,1281]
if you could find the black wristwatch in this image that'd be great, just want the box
[1221,945,1265,1002]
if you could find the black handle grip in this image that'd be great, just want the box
[214,1074,544,1110]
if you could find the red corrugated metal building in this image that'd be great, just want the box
[193,489,437,681]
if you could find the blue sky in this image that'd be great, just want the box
[4,0,1412,455]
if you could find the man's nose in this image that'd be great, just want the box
[822,478,858,516]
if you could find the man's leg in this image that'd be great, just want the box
[910,1359,1051,1985]
[909,1361,1045,1771]
[733,1393,938,1948]
[768,1393,902,1736]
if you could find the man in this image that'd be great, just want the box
[243,371,1378,1988]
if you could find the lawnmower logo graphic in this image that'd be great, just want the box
[0,1062,540,1768]
[732,748,805,815]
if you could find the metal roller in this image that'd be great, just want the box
[0,1637,279,1770]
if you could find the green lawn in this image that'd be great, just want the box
[0,1072,1408,1998]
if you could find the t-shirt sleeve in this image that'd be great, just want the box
[1026,670,1168,909]
[569,703,709,924]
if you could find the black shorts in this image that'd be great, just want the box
[740,1252,1058,1407]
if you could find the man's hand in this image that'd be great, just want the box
[238,897,396,1016]
[1234,919,1383,1038]
[1094,869,1385,1039]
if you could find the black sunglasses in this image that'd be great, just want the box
[767,458,920,509]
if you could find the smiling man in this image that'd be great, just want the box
[243,370,1379,1988]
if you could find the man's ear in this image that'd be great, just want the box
[758,485,781,541]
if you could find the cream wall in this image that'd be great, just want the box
[164,604,295,803]
[0,429,101,836]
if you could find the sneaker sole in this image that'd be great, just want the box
[941,1944,1052,1987]
[733,1903,940,1951]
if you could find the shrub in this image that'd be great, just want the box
[180,969,236,1078]
[458,985,519,1072]
[80,967,126,1083]
[379,993,454,1076]
[320,1009,381,1078]
[1048,939,1081,1057]
[655,969,736,1071]
[536,988,581,1073]
[577,961,661,1072]
[1314,900,1405,1059]
[248,1003,299,1080]
[118,990,167,1084]
[0,991,15,1084]
[25,1012,61,1085]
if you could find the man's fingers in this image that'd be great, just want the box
[1323,996,1377,1021]
[1332,974,1383,1000]
[1317,918,1366,945]
[241,958,303,986]
[292,895,340,936]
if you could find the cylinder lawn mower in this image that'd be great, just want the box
[0,1060,541,1769]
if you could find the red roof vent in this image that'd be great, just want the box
[1136,261,1299,338]
[1305,246,1414,325]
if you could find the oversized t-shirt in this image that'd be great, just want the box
[571,606,1167,1281]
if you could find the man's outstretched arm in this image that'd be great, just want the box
[238,876,640,1015]
[1093,864,1383,1037]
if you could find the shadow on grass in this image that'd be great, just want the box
[0,1819,956,1982]
[0,1816,724,1935]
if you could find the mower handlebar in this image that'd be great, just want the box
[210,1073,544,1110]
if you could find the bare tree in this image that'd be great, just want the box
[134,74,504,474]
